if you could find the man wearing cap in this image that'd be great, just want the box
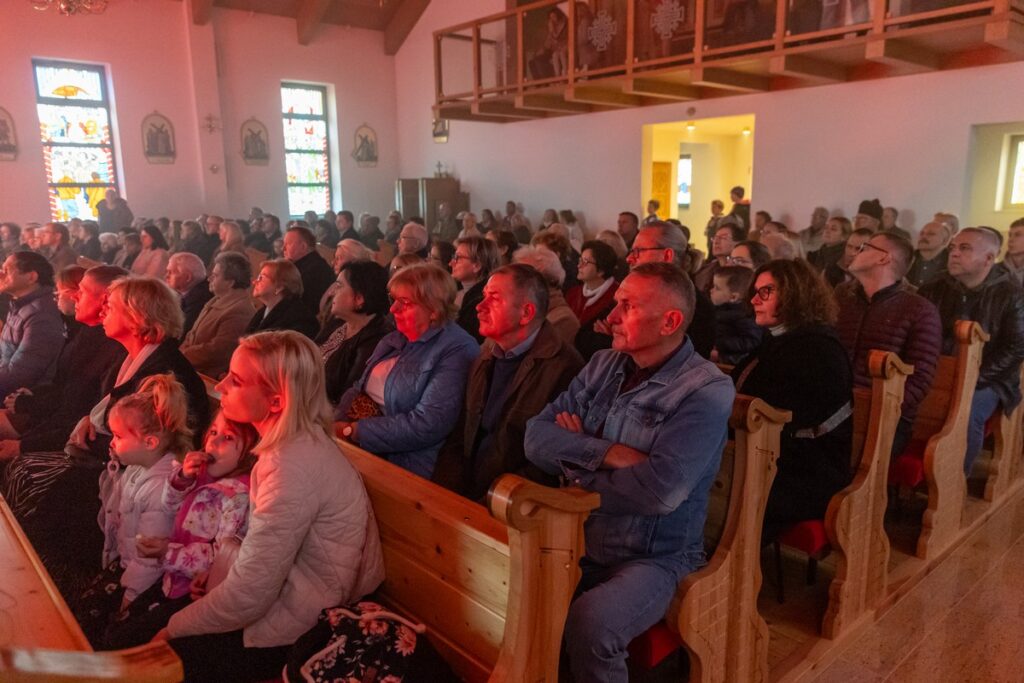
[854,199,883,233]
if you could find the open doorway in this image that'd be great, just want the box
[642,114,755,249]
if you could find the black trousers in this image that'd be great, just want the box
[168,630,291,683]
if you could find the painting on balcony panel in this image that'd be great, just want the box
[281,86,325,116]
[34,64,104,101]
[575,0,628,72]
[635,0,696,61]
[704,0,776,49]
[524,2,571,81]
[788,0,875,35]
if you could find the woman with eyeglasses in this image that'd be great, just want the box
[730,258,853,541]
[334,263,479,479]
[244,260,319,340]
[727,240,771,271]
[451,236,500,343]
[566,240,619,360]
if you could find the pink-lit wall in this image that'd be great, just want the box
[395,2,1024,233]
[0,0,399,224]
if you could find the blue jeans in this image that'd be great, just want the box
[565,558,688,682]
[966,386,1001,476]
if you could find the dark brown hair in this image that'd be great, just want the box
[753,259,837,328]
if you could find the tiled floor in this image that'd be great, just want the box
[808,493,1024,683]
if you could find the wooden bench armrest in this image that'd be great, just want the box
[488,475,599,682]
[0,643,183,682]
[669,396,790,683]
[822,350,912,638]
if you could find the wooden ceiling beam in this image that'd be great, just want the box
[473,100,544,119]
[865,38,941,70]
[435,104,510,124]
[691,67,771,92]
[384,0,432,55]
[515,94,595,113]
[625,78,701,100]
[565,86,644,107]
[297,0,333,46]
[769,55,847,83]
[189,0,214,25]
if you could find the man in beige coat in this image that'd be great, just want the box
[180,252,255,378]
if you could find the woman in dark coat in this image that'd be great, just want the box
[317,260,394,405]
[731,258,853,540]
[245,259,319,339]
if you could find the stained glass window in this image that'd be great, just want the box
[33,60,119,222]
[281,83,331,217]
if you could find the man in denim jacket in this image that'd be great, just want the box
[526,262,734,681]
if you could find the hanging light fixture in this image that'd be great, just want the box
[31,0,108,15]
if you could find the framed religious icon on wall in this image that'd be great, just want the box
[352,124,378,167]
[142,111,175,164]
[0,108,17,161]
[432,118,449,143]
[241,118,270,165]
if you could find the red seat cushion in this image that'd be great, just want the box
[889,440,927,488]
[778,519,829,555]
[628,622,682,669]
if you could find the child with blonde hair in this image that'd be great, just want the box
[75,373,192,647]
[103,409,258,648]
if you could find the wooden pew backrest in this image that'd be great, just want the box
[823,350,912,639]
[340,443,598,682]
[669,395,791,683]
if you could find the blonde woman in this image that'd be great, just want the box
[245,259,318,339]
[157,330,384,682]
[335,263,479,478]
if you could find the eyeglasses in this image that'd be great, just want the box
[753,285,776,301]
[627,246,662,259]
[450,254,472,263]
[727,256,752,267]
[857,241,890,255]
[579,257,596,267]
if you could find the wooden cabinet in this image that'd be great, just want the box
[395,177,469,228]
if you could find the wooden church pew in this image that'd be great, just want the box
[983,363,1024,504]
[0,495,182,682]
[890,320,987,560]
[820,350,912,639]
[339,443,600,682]
[637,396,790,682]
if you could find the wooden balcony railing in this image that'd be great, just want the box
[434,0,1024,121]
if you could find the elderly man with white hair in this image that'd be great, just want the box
[397,222,429,259]
[165,251,212,336]
[513,245,580,345]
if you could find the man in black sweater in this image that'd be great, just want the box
[283,225,335,316]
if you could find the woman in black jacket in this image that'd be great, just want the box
[246,259,319,339]
[731,259,854,540]
[316,261,395,405]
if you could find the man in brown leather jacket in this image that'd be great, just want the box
[432,263,583,501]
[919,227,1024,475]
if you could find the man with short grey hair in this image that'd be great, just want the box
[397,222,429,258]
[920,227,1024,474]
[906,221,952,288]
[166,252,212,336]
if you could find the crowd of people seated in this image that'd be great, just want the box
[0,190,1022,682]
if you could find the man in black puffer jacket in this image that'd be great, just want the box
[919,227,1024,475]
[836,232,942,456]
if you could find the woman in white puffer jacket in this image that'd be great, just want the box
[156,330,384,682]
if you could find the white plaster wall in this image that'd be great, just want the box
[0,0,400,223]
[395,1,1024,235]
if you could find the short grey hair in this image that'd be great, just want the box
[169,252,206,282]
[400,222,428,251]
[513,244,566,287]
[641,222,689,266]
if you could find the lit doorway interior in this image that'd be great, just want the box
[642,114,755,248]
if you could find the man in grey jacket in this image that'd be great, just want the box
[0,251,64,397]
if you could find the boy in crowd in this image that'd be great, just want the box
[709,265,762,365]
